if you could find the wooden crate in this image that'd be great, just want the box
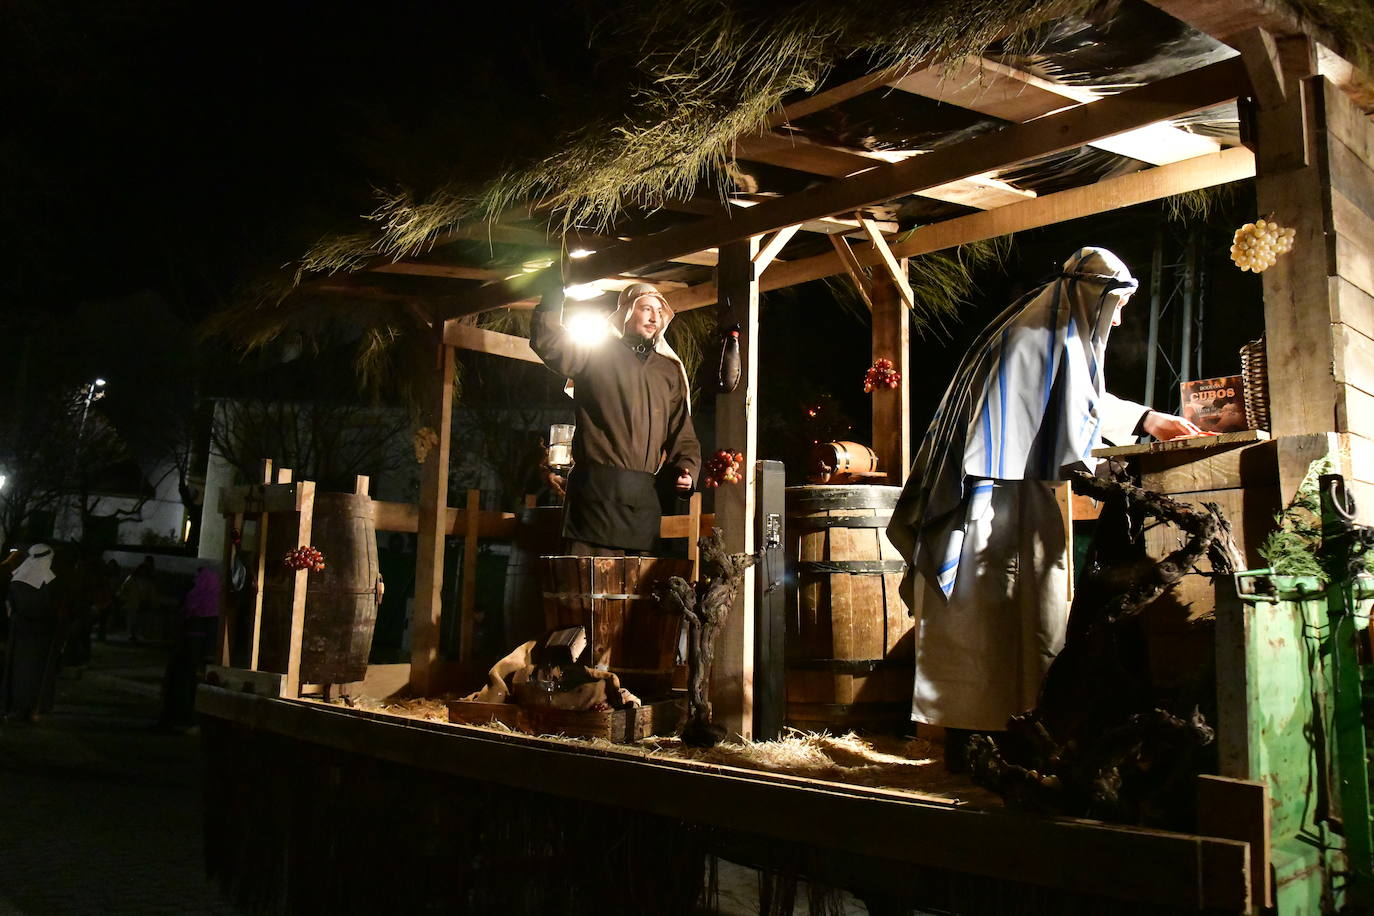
[446,697,684,743]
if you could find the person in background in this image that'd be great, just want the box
[2,544,63,723]
[154,563,221,732]
[887,248,1206,770]
[118,555,157,642]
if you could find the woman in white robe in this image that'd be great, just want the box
[886,248,1203,734]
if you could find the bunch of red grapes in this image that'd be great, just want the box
[703,449,745,487]
[864,358,901,393]
[284,545,326,572]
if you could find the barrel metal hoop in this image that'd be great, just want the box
[785,657,908,674]
[796,559,905,576]
[541,591,649,601]
[789,515,890,529]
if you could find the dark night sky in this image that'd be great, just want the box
[3,1,1265,442]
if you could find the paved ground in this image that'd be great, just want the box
[0,639,243,915]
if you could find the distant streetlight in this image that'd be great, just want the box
[0,474,7,491]
[79,377,108,439]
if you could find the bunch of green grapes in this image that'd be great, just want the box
[1231,218,1295,273]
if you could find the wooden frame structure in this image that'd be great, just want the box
[364,5,1374,737]
[199,3,1374,909]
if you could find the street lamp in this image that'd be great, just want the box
[80,377,107,436]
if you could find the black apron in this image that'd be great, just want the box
[562,463,660,551]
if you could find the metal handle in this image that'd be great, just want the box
[1234,567,1275,604]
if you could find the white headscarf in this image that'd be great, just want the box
[11,543,56,589]
[887,247,1138,601]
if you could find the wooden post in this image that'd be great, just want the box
[459,488,480,664]
[870,270,911,483]
[686,491,702,580]
[1250,41,1374,520]
[712,236,760,739]
[282,478,315,699]
[410,338,456,695]
[248,459,273,671]
[218,510,244,666]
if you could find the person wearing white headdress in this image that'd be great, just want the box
[886,248,1204,759]
[3,543,62,722]
[531,277,701,555]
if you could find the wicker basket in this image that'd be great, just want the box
[1240,336,1270,432]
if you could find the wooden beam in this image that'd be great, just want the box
[664,146,1257,313]
[443,322,541,363]
[448,57,1249,317]
[459,489,480,665]
[410,338,456,696]
[1234,27,1288,109]
[891,54,1222,166]
[249,459,273,672]
[282,479,315,698]
[871,272,911,483]
[371,262,506,281]
[828,234,873,310]
[753,224,801,274]
[712,237,760,740]
[736,133,1034,209]
[859,215,914,310]
[764,64,909,128]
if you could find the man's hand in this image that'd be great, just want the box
[675,470,694,492]
[1142,410,1212,441]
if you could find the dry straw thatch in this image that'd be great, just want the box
[298,0,1097,278]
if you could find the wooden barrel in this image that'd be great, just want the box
[785,485,915,732]
[538,555,693,697]
[260,492,381,685]
[808,441,880,484]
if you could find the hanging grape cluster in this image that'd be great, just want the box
[1231,218,1295,273]
[703,449,745,487]
[284,545,326,572]
[413,426,440,464]
[864,358,901,393]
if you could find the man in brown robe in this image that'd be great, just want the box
[531,280,701,555]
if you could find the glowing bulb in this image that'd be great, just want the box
[564,310,609,346]
[94,378,107,387]
[564,283,604,301]
[568,248,595,259]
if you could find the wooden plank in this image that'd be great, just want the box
[893,54,1221,166]
[828,234,873,310]
[1333,323,1374,397]
[248,459,273,672]
[1333,190,1374,300]
[764,64,909,128]
[1333,276,1374,343]
[199,688,1255,912]
[218,482,314,515]
[1260,76,1341,438]
[203,665,283,697]
[371,262,505,281]
[859,218,914,311]
[371,501,518,539]
[871,273,910,484]
[459,489,480,664]
[1094,429,1270,459]
[712,238,759,739]
[753,224,801,274]
[1138,439,1280,494]
[1337,382,1374,438]
[410,340,455,696]
[1235,27,1288,110]
[664,147,1256,314]
[1325,131,1374,223]
[1347,431,1374,482]
[448,59,1250,317]
[282,479,315,698]
[1322,69,1374,161]
[442,322,541,363]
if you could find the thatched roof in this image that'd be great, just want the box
[208,0,1374,394]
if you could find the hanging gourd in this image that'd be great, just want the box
[717,323,741,393]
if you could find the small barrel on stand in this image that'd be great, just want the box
[539,555,693,697]
[260,491,381,686]
[785,485,914,732]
